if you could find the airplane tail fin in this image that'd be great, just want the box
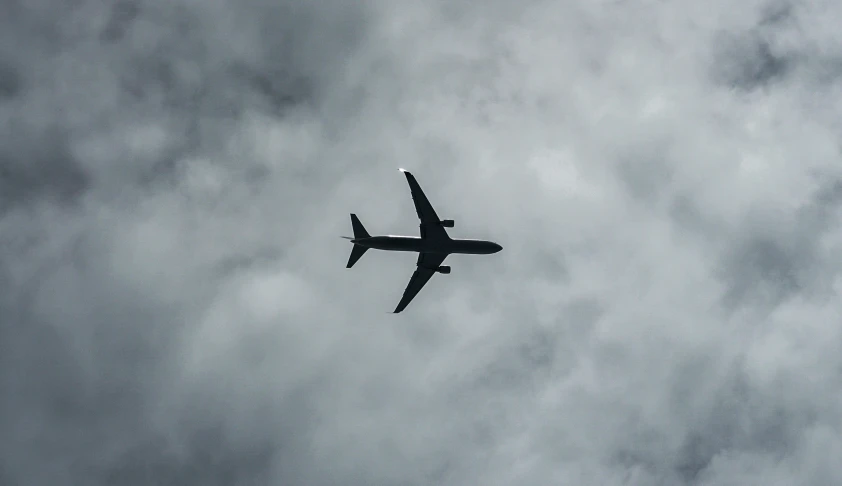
[350,213,370,238]
[346,214,370,268]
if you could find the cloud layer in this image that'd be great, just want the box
[3,0,842,484]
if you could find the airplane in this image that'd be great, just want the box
[343,168,503,313]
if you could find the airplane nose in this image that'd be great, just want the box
[494,243,503,252]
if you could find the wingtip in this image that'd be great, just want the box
[398,168,406,172]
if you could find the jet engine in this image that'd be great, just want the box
[439,219,455,227]
[436,266,451,274]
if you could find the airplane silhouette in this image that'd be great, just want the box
[343,168,503,313]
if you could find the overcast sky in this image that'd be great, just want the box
[3,0,842,484]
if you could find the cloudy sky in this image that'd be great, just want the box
[3,0,842,484]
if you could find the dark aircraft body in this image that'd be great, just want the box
[354,235,501,255]
[343,169,502,313]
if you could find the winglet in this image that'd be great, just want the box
[399,168,417,184]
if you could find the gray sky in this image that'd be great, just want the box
[3,0,842,484]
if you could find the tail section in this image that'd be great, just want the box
[350,213,369,239]
[346,213,370,268]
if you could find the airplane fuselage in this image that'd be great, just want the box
[353,235,502,255]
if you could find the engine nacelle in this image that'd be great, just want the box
[439,219,455,227]
[436,266,451,274]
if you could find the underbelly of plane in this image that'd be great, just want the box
[364,236,443,253]
[361,236,498,254]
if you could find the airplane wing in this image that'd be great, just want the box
[399,169,448,240]
[393,252,447,313]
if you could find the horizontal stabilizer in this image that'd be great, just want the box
[346,243,368,268]
[350,213,370,239]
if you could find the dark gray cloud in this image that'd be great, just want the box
[3,0,842,485]
[1,0,371,484]
[711,31,793,91]
[0,126,90,207]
